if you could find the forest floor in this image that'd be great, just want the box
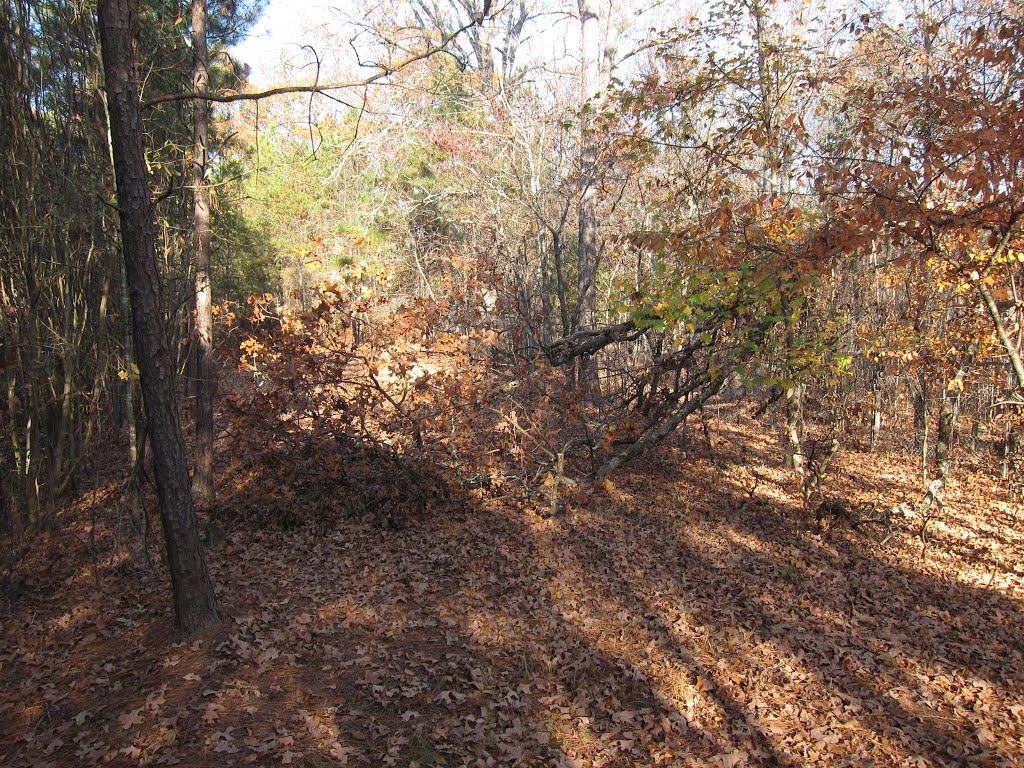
[1,410,1022,767]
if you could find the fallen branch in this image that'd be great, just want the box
[542,322,643,366]
[593,372,725,481]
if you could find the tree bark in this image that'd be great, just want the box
[974,279,1024,394]
[98,0,221,634]
[935,389,955,484]
[936,352,971,485]
[594,373,726,481]
[785,383,805,477]
[870,368,883,452]
[914,368,929,480]
[550,228,571,337]
[191,0,214,503]
[574,0,601,387]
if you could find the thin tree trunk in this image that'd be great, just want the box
[539,234,553,344]
[785,383,805,477]
[782,296,805,478]
[975,279,1024,393]
[550,229,571,337]
[870,369,883,452]
[191,0,214,503]
[935,389,955,484]
[468,7,495,92]
[936,352,971,486]
[1003,416,1015,481]
[914,368,929,480]
[576,182,598,333]
[575,0,600,387]
[98,0,221,634]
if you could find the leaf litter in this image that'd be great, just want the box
[1,413,1022,767]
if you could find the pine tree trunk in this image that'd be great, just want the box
[191,0,214,503]
[98,0,221,634]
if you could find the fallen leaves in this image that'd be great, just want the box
[118,709,144,730]
[207,728,238,753]
[1,412,1023,767]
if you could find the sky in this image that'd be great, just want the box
[230,0,339,86]
[227,0,698,93]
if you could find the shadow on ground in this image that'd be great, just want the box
[1,411,1022,767]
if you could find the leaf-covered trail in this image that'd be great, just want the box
[2,418,1023,767]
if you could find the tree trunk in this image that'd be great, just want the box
[98,0,221,634]
[100,85,148,544]
[1003,416,1017,481]
[550,229,571,337]
[870,369,883,453]
[974,279,1024,394]
[914,368,929,480]
[191,0,214,504]
[785,383,805,478]
[936,353,971,486]
[468,7,495,92]
[935,389,955,484]
[782,296,805,478]
[539,234,553,343]
[574,0,600,387]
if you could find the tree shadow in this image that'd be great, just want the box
[3,415,1021,767]
[1,443,697,767]
[568,446,1024,766]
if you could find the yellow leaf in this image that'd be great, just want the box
[118,369,129,381]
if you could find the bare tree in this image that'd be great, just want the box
[409,0,533,92]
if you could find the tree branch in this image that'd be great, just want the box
[974,277,1024,392]
[141,19,482,110]
[542,321,643,366]
[593,372,725,481]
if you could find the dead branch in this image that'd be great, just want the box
[542,321,643,366]
[752,387,783,418]
[593,372,726,481]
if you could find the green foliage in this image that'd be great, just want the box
[621,236,853,398]
[211,184,276,300]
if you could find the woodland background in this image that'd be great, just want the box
[1,0,1023,765]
